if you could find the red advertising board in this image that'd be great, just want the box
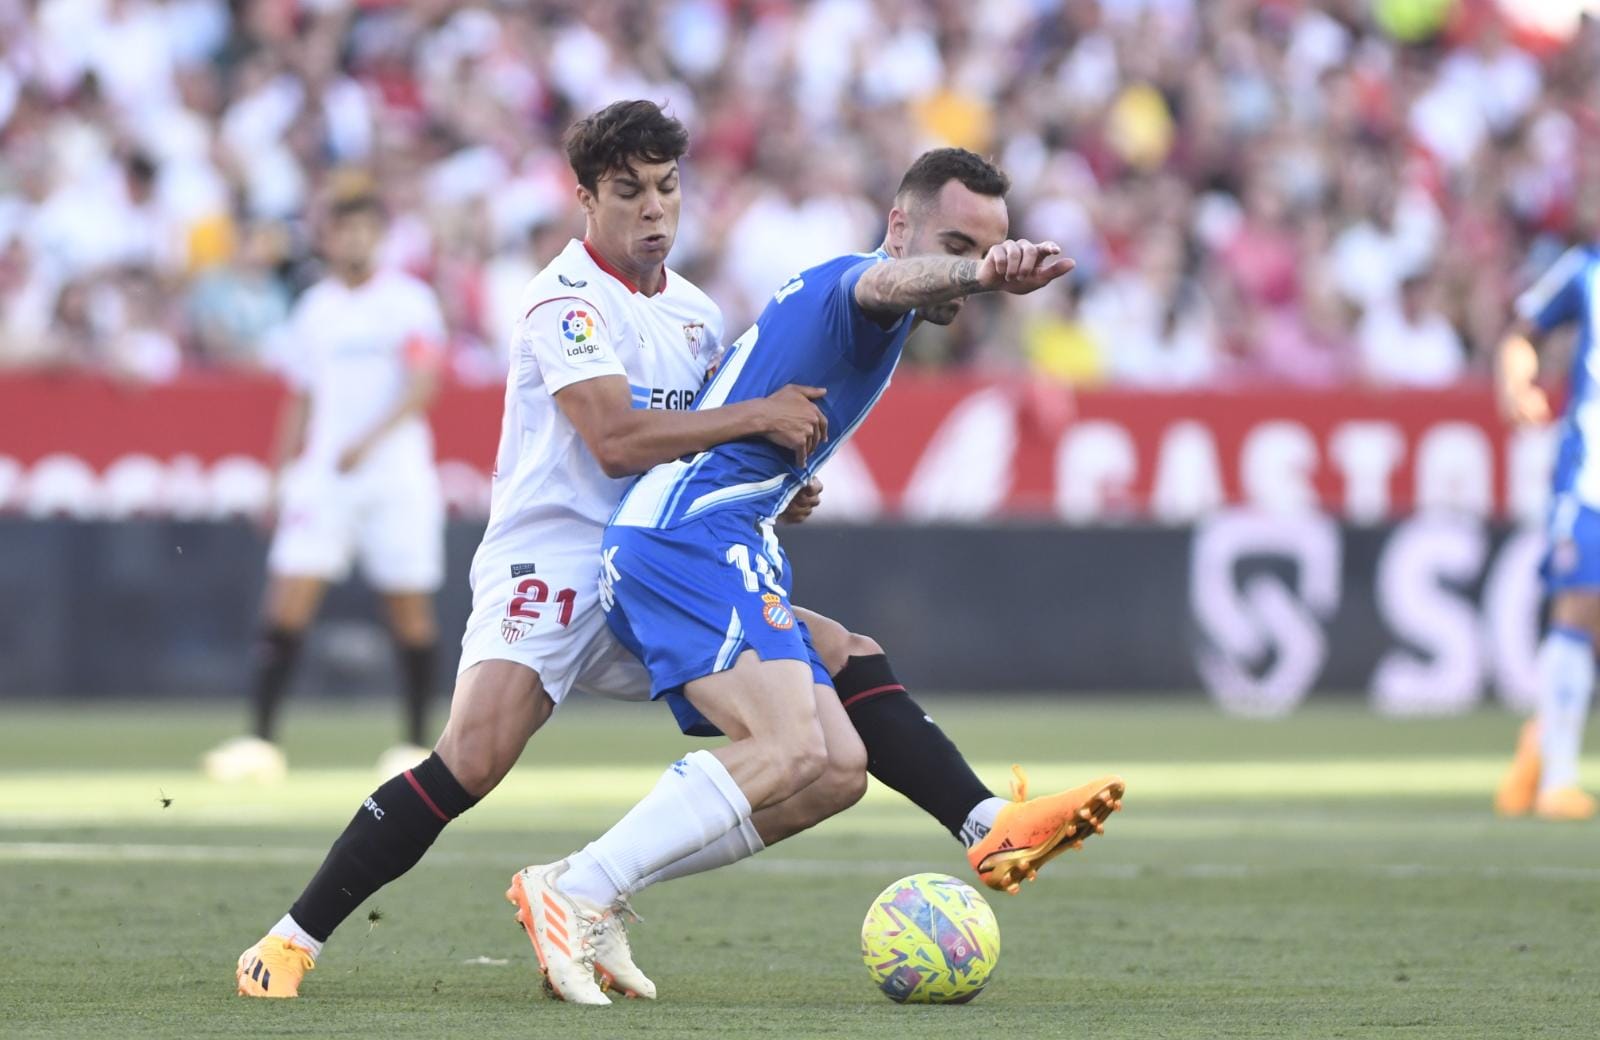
[0,372,1548,521]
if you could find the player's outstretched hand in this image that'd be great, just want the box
[779,477,823,524]
[760,384,828,466]
[976,239,1075,296]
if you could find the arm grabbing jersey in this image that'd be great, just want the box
[611,250,914,530]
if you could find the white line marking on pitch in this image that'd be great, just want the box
[2,841,1598,883]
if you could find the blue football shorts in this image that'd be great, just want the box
[600,512,830,736]
[1543,496,1600,593]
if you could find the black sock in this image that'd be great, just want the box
[396,640,437,746]
[833,653,996,842]
[251,628,303,742]
[288,752,478,943]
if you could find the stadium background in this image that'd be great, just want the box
[8,3,1600,1037]
[2,0,1591,713]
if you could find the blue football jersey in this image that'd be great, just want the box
[611,250,913,528]
[1516,245,1600,505]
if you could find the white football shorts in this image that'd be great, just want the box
[267,462,445,593]
[456,536,652,705]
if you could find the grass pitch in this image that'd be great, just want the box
[3,697,1600,1039]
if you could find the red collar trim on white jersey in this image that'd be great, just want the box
[583,239,667,297]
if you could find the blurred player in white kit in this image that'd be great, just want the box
[204,179,448,782]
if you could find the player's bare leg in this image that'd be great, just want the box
[680,655,832,803]
[204,574,328,782]
[626,683,869,891]
[518,653,837,1004]
[377,589,440,776]
[434,660,553,796]
[740,684,868,840]
[800,607,1125,892]
[617,609,1128,895]
[238,660,551,997]
[505,685,865,1003]
[1500,591,1600,820]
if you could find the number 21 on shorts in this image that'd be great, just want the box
[509,577,575,625]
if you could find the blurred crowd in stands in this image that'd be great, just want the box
[0,0,1595,388]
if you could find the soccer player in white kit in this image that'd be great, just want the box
[204,185,448,783]
[237,103,1116,1002]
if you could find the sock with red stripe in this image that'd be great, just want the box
[285,752,477,943]
[833,653,996,842]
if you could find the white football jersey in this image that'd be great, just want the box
[279,270,446,475]
[475,238,724,567]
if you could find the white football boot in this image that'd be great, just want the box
[505,862,612,1005]
[201,736,287,783]
[591,895,656,999]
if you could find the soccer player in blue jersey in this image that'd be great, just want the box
[234,105,1120,1005]
[1495,241,1600,821]
[517,149,1120,1003]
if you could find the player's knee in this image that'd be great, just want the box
[844,631,882,658]
[834,767,869,812]
[812,622,884,675]
[773,728,830,791]
[433,716,516,798]
[435,662,551,797]
[433,739,505,799]
[820,745,869,812]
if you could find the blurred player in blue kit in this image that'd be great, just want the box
[517,147,1122,1004]
[1495,224,1600,822]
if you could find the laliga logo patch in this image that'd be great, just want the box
[761,593,794,630]
[561,308,596,344]
[501,618,534,644]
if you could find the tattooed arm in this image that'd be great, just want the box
[852,239,1074,322]
[852,255,983,318]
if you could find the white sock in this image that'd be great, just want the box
[958,796,1010,848]
[633,817,766,892]
[558,749,752,906]
[268,913,324,959]
[1538,626,1594,793]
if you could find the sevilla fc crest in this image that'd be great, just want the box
[683,321,706,357]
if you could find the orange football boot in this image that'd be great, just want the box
[967,767,1125,894]
[1494,719,1541,817]
[1535,786,1598,821]
[236,935,315,998]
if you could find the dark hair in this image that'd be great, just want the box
[565,100,690,192]
[895,148,1010,207]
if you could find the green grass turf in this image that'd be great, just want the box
[4,697,1600,1039]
